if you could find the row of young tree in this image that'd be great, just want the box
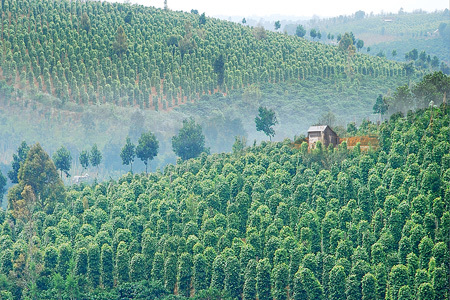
[0,92,449,299]
[0,0,413,110]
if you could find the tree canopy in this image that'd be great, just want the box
[172,118,207,160]
[7,142,30,184]
[121,137,136,171]
[136,131,159,173]
[8,143,64,214]
[52,146,72,178]
[296,25,306,38]
[90,144,103,170]
[255,106,278,140]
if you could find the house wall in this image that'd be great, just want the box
[308,131,323,149]
[308,127,339,149]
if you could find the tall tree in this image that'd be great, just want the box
[57,243,72,279]
[398,286,413,300]
[113,26,128,55]
[388,264,408,300]
[199,12,206,25]
[224,256,241,299]
[373,94,388,122]
[274,21,281,31]
[80,12,91,32]
[101,244,114,289]
[193,253,207,293]
[177,252,193,297]
[339,32,355,51]
[298,267,323,300]
[255,106,278,141]
[243,259,257,300]
[79,150,90,171]
[213,54,225,87]
[293,268,308,300]
[256,258,272,300]
[329,265,346,300]
[361,273,377,300]
[164,253,177,293]
[296,25,306,38]
[0,170,6,200]
[151,252,164,285]
[130,254,146,282]
[87,243,101,288]
[90,144,102,172]
[52,146,72,178]
[120,137,136,172]
[172,118,207,160]
[432,267,447,300]
[8,141,29,183]
[136,131,159,174]
[272,263,289,300]
[11,143,63,211]
[74,248,88,277]
[356,39,364,51]
[417,282,435,300]
[116,241,130,283]
[210,255,225,291]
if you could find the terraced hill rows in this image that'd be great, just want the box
[0,0,409,110]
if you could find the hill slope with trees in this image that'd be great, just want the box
[0,0,430,179]
[0,0,415,109]
[0,75,449,299]
[295,10,450,67]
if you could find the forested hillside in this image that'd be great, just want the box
[0,89,449,298]
[295,10,450,66]
[0,0,428,178]
[0,0,411,108]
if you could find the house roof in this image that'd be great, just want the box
[308,125,328,132]
[308,125,338,136]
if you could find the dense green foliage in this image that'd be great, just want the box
[0,3,449,297]
[0,98,449,298]
[172,118,207,161]
[0,0,411,110]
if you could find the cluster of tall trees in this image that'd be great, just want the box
[0,0,411,111]
[383,71,450,115]
[0,96,449,299]
[119,118,208,172]
[404,49,445,72]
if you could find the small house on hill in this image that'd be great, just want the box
[307,125,339,149]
